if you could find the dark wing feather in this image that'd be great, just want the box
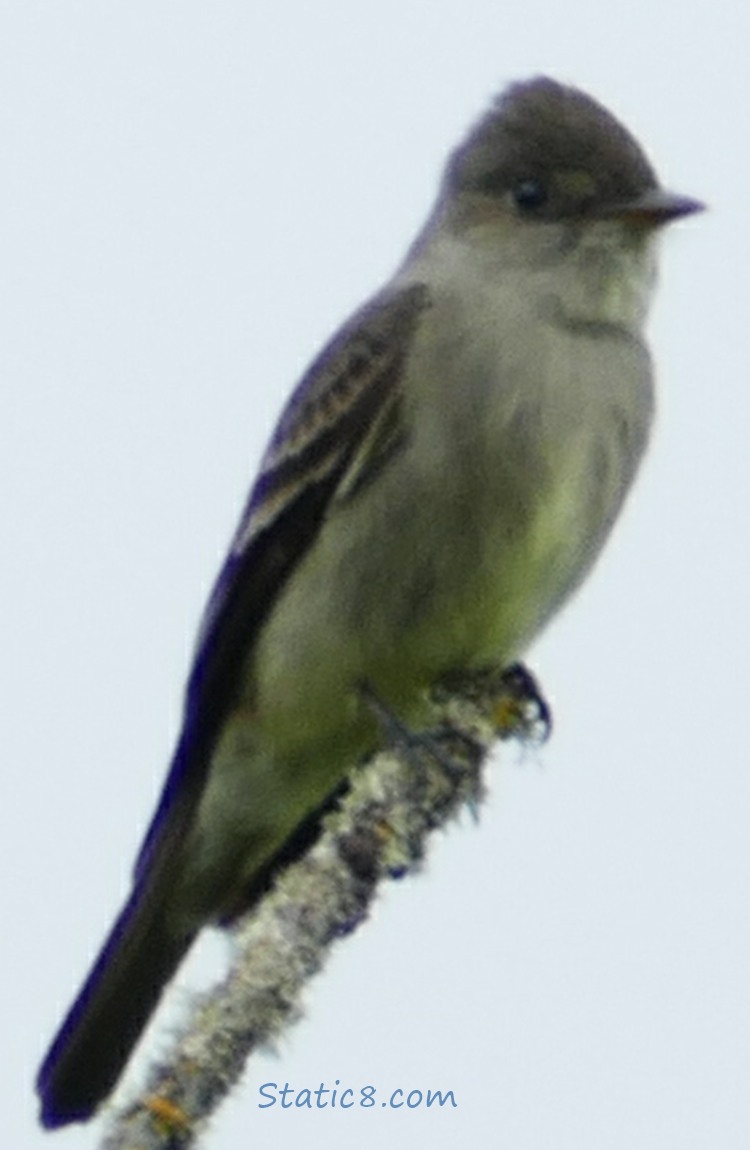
[135,283,430,880]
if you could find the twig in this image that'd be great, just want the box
[99,663,550,1150]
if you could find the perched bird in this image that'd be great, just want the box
[37,76,703,1128]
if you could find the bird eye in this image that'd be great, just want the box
[512,178,548,212]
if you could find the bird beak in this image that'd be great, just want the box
[610,187,706,227]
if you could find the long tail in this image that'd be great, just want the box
[36,880,196,1128]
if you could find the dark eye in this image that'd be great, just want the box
[512,178,548,212]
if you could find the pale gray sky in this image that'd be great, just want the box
[3,4,747,1149]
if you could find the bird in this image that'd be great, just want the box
[36,76,703,1128]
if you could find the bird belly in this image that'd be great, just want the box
[184,320,649,922]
